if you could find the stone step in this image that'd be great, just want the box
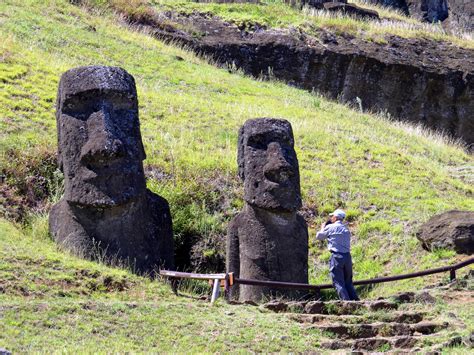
[321,333,448,351]
[322,335,419,351]
[289,313,362,324]
[304,300,398,315]
[262,299,399,314]
[289,311,426,325]
[314,321,449,340]
[365,311,427,324]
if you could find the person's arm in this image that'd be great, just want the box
[316,224,330,240]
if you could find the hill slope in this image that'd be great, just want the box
[0,0,473,351]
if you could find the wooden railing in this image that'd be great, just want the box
[160,270,234,303]
[160,257,474,302]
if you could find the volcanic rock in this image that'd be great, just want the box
[49,66,174,273]
[417,210,474,254]
[227,118,308,302]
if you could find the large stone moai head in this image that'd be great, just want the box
[238,118,302,211]
[56,66,146,207]
[228,118,308,302]
[51,66,174,273]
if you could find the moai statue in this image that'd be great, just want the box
[49,66,174,273]
[227,118,308,302]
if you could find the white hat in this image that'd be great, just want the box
[330,209,346,220]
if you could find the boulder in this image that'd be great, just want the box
[417,211,474,255]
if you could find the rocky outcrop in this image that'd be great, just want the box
[138,13,474,147]
[445,0,474,31]
[406,0,449,22]
[49,66,175,273]
[367,0,472,31]
[416,210,474,254]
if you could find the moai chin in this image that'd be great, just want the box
[49,66,174,273]
[227,118,308,302]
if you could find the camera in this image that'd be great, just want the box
[324,219,333,227]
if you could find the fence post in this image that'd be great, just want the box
[170,277,179,295]
[211,279,220,303]
[450,269,456,281]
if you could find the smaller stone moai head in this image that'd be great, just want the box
[56,66,147,207]
[238,118,302,212]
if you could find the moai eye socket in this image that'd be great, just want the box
[247,134,269,150]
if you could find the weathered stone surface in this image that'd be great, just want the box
[408,0,449,22]
[392,291,416,303]
[445,0,474,31]
[330,301,366,314]
[416,210,474,255]
[411,321,448,334]
[317,322,418,339]
[321,339,351,350]
[290,313,362,323]
[227,118,308,302]
[323,2,380,20]
[414,291,437,304]
[136,12,474,146]
[367,0,472,31]
[49,66,174,273]
[262,300,289,312]
[390,312,425,323]
[392,335,419,348]
[368,300,399,311]
[286,300,308,312]
[352,337,391,350]
[305,301,327,314]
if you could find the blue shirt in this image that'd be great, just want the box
[316,220,351,253]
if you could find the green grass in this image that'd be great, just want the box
[1,0,473,284]
[2,215,470,351]
[1,218,331,352]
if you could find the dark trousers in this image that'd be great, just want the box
[330,252,359,301]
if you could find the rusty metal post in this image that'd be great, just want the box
[450,269,456,281]
[224,274,230,301]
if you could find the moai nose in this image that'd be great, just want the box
[264,142,293,182]
[80,104,125,165]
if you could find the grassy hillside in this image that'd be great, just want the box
[1,0,473,282]
[2,219,471,352]
[1,0,473,351]
[0,219,324,352]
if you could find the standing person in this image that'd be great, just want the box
[316,209,359,301]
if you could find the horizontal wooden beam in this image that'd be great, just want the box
[160,270,227,280]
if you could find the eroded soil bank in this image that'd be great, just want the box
[135,11,473,146]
